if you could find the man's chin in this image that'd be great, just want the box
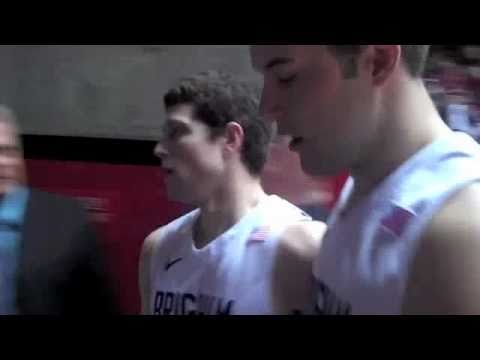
[300,156,341,178]
[166,189,195,206]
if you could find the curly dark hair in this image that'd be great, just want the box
[328,45,431,79]
[164,71,272,177]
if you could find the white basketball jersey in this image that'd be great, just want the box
[147,195,313,315]
[313,132,480,315]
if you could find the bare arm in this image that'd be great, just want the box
[272,221,327,315]
[403,183,480,315]
[139,230,161,315]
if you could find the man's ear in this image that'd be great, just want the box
[368,45,401,86]
[223,121,245,155]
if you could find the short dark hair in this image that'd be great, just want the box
[164,71,272,177]
[328,45,431,78]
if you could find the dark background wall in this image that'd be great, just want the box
[0,45,258,141]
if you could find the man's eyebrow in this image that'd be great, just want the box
[164,118,187,127]
[161,118,189,134]
[265,57,293,70]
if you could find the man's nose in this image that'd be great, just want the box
[259,85,284,124]
[154,142,169,159]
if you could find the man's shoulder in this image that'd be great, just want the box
[425,181,480,246]
[143,210,198,254]
[403,182,480,314]
[263,195,313,222]
[144,227,166,250]
[259,195,326,255]
[277,220,326,260]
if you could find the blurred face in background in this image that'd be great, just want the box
[154,103,226,205]
[0,121,26,197]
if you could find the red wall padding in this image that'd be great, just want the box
[25,159,187,314]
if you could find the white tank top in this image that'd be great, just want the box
[313,132,480,315]
[147,195,312,315]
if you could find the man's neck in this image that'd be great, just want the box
[194,172,266,250]
[351,78,451,200]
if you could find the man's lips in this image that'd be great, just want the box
[289,137,305,151]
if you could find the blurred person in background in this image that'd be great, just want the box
[0,105,118,315]
[139,71,326,315]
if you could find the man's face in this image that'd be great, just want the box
[251,45,378,176]
[0,121,25,196]
[154,103,225,205]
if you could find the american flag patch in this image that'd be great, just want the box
[381,206,415,238]
[247,226,271,244]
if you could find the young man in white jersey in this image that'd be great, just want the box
[251,45,480,315]
[139,71,325,315]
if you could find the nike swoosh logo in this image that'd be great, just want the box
[165,257,183,272]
